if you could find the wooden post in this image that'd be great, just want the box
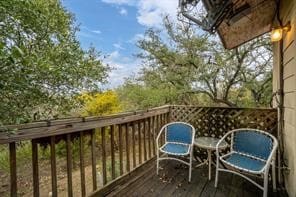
[148,117,151,158]
[80,131,86,197]
[152,116,156,156]
[138,121,142,164]
[101,127,107,185]
[50,137,57,197]
[9,142,17,197]
[91,130,97,190]
[143,119,147,161]
[110,125,116,180]
[118,125,123,175]
[125,123,130,172]
[66,134,73,197]
[132,121,136,168]
[32,140,39,197]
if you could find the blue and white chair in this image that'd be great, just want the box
[215,128,278,197]
[156,122,195,182]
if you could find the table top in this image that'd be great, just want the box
[194,136,228,150]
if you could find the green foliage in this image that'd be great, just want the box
[119,17,273,109]
[0,142,51,172]
[0,0,110,125]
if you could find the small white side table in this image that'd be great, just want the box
[194,136,228,180]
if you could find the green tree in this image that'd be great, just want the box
[0,0,110,124]
[119,17,272,108]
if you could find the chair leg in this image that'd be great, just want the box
[272,159,276,191]
[189,150,192,182]
[156,151,159,175]
[263,170,269,197]
[215,152,219,187]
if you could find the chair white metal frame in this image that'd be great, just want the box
[215,128,278,197]
[156,122,196,182]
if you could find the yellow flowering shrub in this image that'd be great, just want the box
[79,90,122,116]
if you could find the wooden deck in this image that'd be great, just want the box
[105,161,286,197]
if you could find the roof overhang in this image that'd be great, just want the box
[180,0,277,49]
[216,0,277,49]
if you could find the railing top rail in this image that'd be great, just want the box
[170,105,276,111]
[0,105,170,144]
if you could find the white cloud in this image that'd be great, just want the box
[113,43,125,50]
[101,0,179,28]
[137,0,178,27]
[101,0,135,6]
[92,30,102,34]
[119,8,128,15]
[103,51,141,88]
[128,33,144,44]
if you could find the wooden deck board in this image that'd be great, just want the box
[105,161,286,197]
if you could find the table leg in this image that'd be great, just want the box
[208,149,212,180]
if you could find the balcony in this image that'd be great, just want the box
[0,105,285,197]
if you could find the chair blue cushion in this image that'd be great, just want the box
[222,152,266,172]
[166,123,193,144]
[233,130,273,160]
[160,142,190,155]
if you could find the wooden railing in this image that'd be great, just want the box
[0,106,170,197]
[0,105,278,197]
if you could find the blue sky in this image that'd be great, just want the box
[62,0,179,88]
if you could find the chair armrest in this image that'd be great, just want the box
[216,130,236,158]
[264,135,278,171]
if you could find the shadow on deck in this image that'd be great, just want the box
[105,161,286,197]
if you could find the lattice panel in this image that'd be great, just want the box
[170,106,277,137]
[170,105,278,160]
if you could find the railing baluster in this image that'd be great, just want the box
[152,116,156,156]
[50,136,57,197]
[32,140,39,197]
[125,123,130,172]
[101,127,107,185]
[91,129,97,190]
[9,142,17,197]
[132,121,136,168]
[66,134,73,197]
[138,121,142,165]
[118,125,123,175]
[148,117,151,158]
[110,125,116,180]
[143,119,147,161]
[161,114,165,144]
[80,131,86,197]
[166,112,170,123]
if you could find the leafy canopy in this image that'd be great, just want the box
[0,0,110,124]
[118,17,272,109]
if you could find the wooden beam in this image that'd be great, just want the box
[0,107,171,144]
